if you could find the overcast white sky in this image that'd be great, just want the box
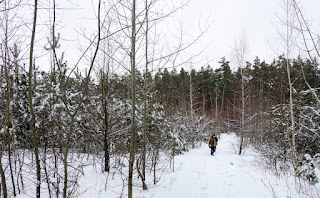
[178,0,320,70]
[34,0,320,72]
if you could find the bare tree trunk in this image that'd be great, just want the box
[101,62,110,172]
[215,85,219,121]
[239,66,245,155]
[0,150,7,198]
[128,0,137,197]
[141,0,149,191]
[286,0,297,172]
[48,1,60,196]
[220,85,225,116]
[233,32,247,155]
[1,2,17,196]
[62,1,101,197]
[43,145,52,198]
[5,33,16,198]
[226,104,230,133]
[62,118,75,198]
[28,1,41,197]
[51,143,59,198]
[202,91,206,114]
[153,149,158,185]
[172,143,175,172]
[189,73,195,148]
[103,92,110,172]
[8,146,16,196]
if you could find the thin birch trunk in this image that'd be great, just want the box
[128,0,137,197]
[239,66,245,155]
[0,150,7,198]
[62,1,101,197]
[286,0,297,172]
[28,1,41,197]
[141,0,149,191]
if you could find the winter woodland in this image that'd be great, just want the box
[0,0,320,198]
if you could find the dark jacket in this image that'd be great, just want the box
[208,136,218,147]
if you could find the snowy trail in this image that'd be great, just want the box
[138,133,288,198]
[68,133,320,198]
[14,133,320,198]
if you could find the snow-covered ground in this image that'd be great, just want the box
[133,133,319,198]
[15,133,320,198]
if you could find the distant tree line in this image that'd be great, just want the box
[154,56,320,173]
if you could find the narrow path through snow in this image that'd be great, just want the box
[14,133,319,198]
[139,133,276,198]
[78,133,319,198]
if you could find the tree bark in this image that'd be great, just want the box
[233,32,247,155]
[62,1,101,197]
[286,0,297,172]
[141,0,149,191]
[28,1,41,197]
[239,66,245,155]
[102,72,110,172]
[128,0,137,196]
[0,150,7,198]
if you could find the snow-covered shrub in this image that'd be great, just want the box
[166,113,188,154]
[297,154,320,184]
[166,112,211,154]
[263,104,291,159]
[296,105,320,156]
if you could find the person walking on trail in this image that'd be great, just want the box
[208,134,218,156]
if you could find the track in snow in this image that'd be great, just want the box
[76,133,319,198]
[140,133,288,198]
[14,133,320,198]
